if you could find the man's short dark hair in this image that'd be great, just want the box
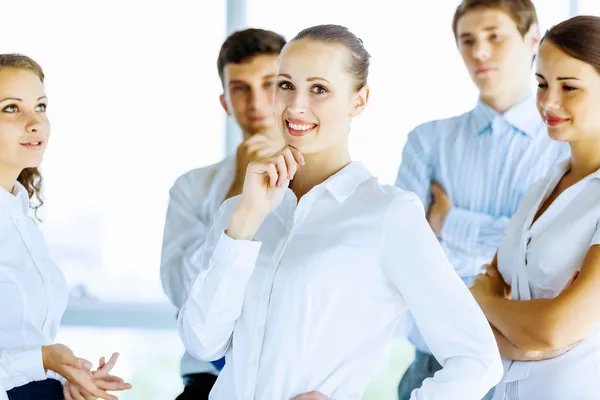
[217,28,286,86]
[452,0,538,39]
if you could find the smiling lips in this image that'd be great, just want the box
[286,118,317,137]
[20,140,43,149]
[546,115,570,127]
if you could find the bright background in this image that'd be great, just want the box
[1,0,593,398]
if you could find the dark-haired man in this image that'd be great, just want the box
[395,1,569,399]
[160,28,286,400]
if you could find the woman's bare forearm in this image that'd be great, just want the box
[492,326,579,361]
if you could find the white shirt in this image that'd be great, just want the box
[495,160,600,400]
[395,97,568,354]
[0,182,69,391]
[160,157,235,376]
[178,162,503,400]
[0,380,8,400]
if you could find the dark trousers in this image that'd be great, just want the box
[398,350,495,400]
[175,373,218,400]
[7,379,63,400]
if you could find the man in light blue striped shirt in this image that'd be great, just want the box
[395,1,569,399]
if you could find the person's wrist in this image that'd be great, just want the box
[226,178,245,200]
[227,203,266,240]
[41,345,53,373]
[235,156,250,176]
[471,283,488,300]
[479,292,502,314]
[496,283,508,298]
[489,277,507,298]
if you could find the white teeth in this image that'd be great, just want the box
[288,122,314,131]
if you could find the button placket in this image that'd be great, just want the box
[10,215,53,332]
[245,196,297,397]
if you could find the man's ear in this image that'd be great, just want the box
[525,23,541,54]
[220,93,230,115]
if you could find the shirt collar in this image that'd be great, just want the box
[472,95,542,137]
[322,161,372,203]
[0,181,30,217]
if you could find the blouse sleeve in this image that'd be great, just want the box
[380,193,503,399]
[0,270,46,391]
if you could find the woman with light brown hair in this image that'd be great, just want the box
[0,54,131,400]
[178,24,502,400]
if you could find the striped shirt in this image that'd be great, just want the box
[395,95,569,353]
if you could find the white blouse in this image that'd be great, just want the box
[496,160,600,400]
[178,162,502,400]
[0,182,68,391]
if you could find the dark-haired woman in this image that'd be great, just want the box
[471,15,600,400]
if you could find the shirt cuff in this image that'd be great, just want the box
[212,231,262,269]
[46,370,66,385]
[440,207,479,246]
[2,347,46,390]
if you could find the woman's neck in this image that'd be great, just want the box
[568,136,600,180]
[290,147,352,200]
[0,166,18,194]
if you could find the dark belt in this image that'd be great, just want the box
[183,372,218,388]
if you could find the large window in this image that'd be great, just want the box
[1,1,226,301]
[579,0,600,15]
[2,1,225,399]
[0,1,576,399]
[536,0,573,28]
